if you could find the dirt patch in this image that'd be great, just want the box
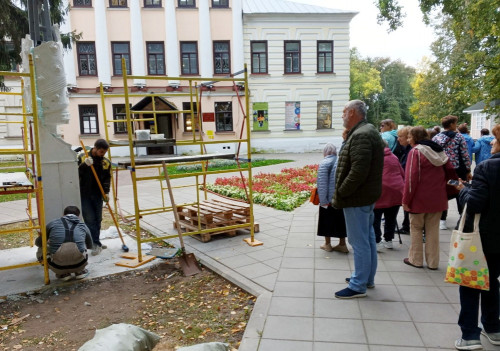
[0,261,254,350]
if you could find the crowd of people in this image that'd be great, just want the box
[314,99,499,350]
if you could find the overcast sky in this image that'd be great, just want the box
[292,0,436,67]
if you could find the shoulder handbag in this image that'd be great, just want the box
[309,187,320,205]
[444,205,490,291]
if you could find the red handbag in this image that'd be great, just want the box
[310,188,320,205]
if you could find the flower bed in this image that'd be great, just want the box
[205,165,318,211]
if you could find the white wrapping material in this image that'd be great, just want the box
[177,343,229,351]
[78,323,160,351]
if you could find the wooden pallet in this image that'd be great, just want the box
[175,199,258,242]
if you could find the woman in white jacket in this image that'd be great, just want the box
[317,143,348,253]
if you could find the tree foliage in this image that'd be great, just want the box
[375,0,500,112]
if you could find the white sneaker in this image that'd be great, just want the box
[376,242,386,252]
[440,220,448,230]
[383,240,393,249]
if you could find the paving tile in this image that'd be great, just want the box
[268,296,314,317]
[369,346,427,351]
[415,322,460,348]
[314,298,361,319]
[315,269,352,284]
[364,285,402,302]
[314,257,350,270]
[247,248,283,261]
[439,286,460,303]
[396,285,447,303]
[277,268,314,282]
[287,238,315,248]
[427,271,452,287]
[283,248,315,258]
[238,337,260,351]
[281,257,314,269]
[261,316,313,341]
[274,281,314,298]
[405,302,458,323]
[259,339,313,351]
[253,272,277,291]
[364,320,424,346]
[359,301,411,321]
[314,282,347,299]
[389,271,436,286]
[314,342,368,351]
[234,262,276,279]
[218,254,259,268]
[262,257,282,270]
[314,318,366,343]
[383,259,422,272]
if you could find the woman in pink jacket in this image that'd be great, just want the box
[373,142,405,252]
[402,126,454,270]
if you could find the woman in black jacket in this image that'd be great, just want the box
[453,124,500,350]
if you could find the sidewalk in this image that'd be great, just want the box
[0,153,495,350]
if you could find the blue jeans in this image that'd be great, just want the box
[458,252,500,340]
[81,193,103,247]
[344,204,377,293]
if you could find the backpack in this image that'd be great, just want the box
[48,218,87,274]
[391,134,405,160]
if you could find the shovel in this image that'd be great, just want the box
[79,141,129,252]
[161,161,201,276]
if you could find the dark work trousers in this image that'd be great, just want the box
[373,205,400,243]
[441,198,465,223]
[458,253,500,340]
[81,193,103,247]
[402,210,410,231]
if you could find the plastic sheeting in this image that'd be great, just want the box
[78,323,160,351]
[177,342,229,351]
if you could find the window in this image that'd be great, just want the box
[180,42,198,75]
[77,42,97,76]
[178,0,195,7]
[251,41,267,74]
[146,42,165,75]
[79,105,99,134]
[213,41,230,75]
[74,0,92,6]
[215,102,233,131]
[284,41,301,74]
[112,42,131,75]
[317,41,333,73]
[113,104,129,134]
[212,0,228,7]
[110,0,127,7]
[144,0,161,6]
[1,41,17,72]
[183,102,199,132]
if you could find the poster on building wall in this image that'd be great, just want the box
[252,102,269,131]
[317,100,332,129]
[285,101,300,130]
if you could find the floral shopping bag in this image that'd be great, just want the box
[444,206,490,291]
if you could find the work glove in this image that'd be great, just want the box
[84,157,93,166]
[103,194,109,203]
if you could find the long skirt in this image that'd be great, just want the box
[317,205,347,238]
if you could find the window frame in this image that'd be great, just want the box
[73,0,92,7]
[144,0,161,7]
[284,40,301,74]
[79,105,100,135]
[111,41,132,76]
[183,102,199,132]
[180,41,199,75]
[112,104,130,134]
[211,0,228,8]
[146,41,165,75]
[213,41,231,75]
[317,40,334,73]
[250,41,268,74]
[215,102,233,132]
[178,0,195,7]
[76,42,97,77]
[109,0,127,7]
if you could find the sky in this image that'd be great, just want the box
[292,0,436,67]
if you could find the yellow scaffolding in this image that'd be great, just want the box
[0,56,49,284]
[99,60,258,262]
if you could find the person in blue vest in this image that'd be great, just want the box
[458,123,474,165]
[472,128,494,165]
[380,119,398,151]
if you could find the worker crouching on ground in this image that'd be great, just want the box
[36,206,93,281]
[77,139,111,256]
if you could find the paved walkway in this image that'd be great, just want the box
[0,153,497,350]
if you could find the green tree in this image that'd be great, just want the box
[375,0,499,111]
[349,48,383,101]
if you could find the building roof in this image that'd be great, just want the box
[242,0,356,15]
[131,96,178,111]
[463,99,500,113]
